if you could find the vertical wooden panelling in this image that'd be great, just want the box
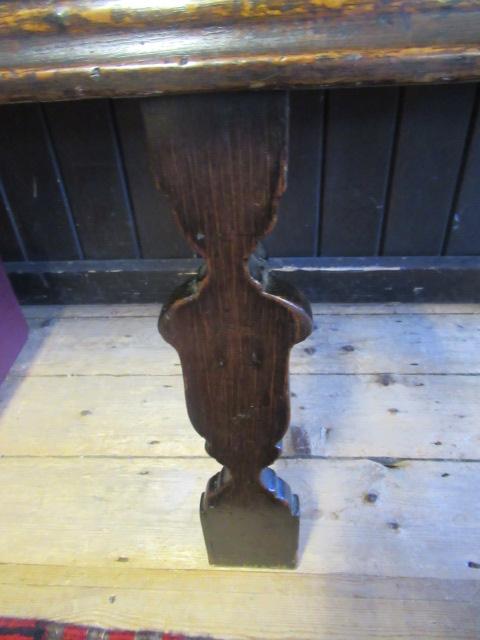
[44,100,140,259]
[1,85,480,278]
[265,91,324,257]
[381,84,476,256]
[0,181,24,261]
[0,202,19,261]
[445,90,480,256]
[319,88,399,256]
[0,104,80,261]
[113,98,192,258]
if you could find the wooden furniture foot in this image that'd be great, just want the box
[142,91,312,568]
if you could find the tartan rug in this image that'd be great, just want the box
[0,618,215,640]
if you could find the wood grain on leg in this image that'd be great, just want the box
[142,92,312,567]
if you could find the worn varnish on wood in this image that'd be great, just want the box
[1,1,480,103]
[142,92,312,567]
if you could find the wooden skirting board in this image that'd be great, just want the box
[6,256,480,304]
[0,303,479,639]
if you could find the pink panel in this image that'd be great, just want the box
[0,263,28,384]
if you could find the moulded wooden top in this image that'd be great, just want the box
[0,0,479,103]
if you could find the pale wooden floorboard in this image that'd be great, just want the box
[1,372,479,459]
[0,458,478,580]
[0,303,479,639]
[0,567,478,640]
[10,313,480,376]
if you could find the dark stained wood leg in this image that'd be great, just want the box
[142,91,312,568]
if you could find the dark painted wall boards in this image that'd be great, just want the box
[0,104,80,261]
[44,100,140,259]
[1,84,480,303]
[320,87,399,257]
[0,184,23,262]
[113,99,192,259]
[381,85,477,256]
[266,91,324,258]
[445,89,480,256]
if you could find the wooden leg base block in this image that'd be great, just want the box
[200,472,300,569]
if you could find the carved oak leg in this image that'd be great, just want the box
[142,91,312,568]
